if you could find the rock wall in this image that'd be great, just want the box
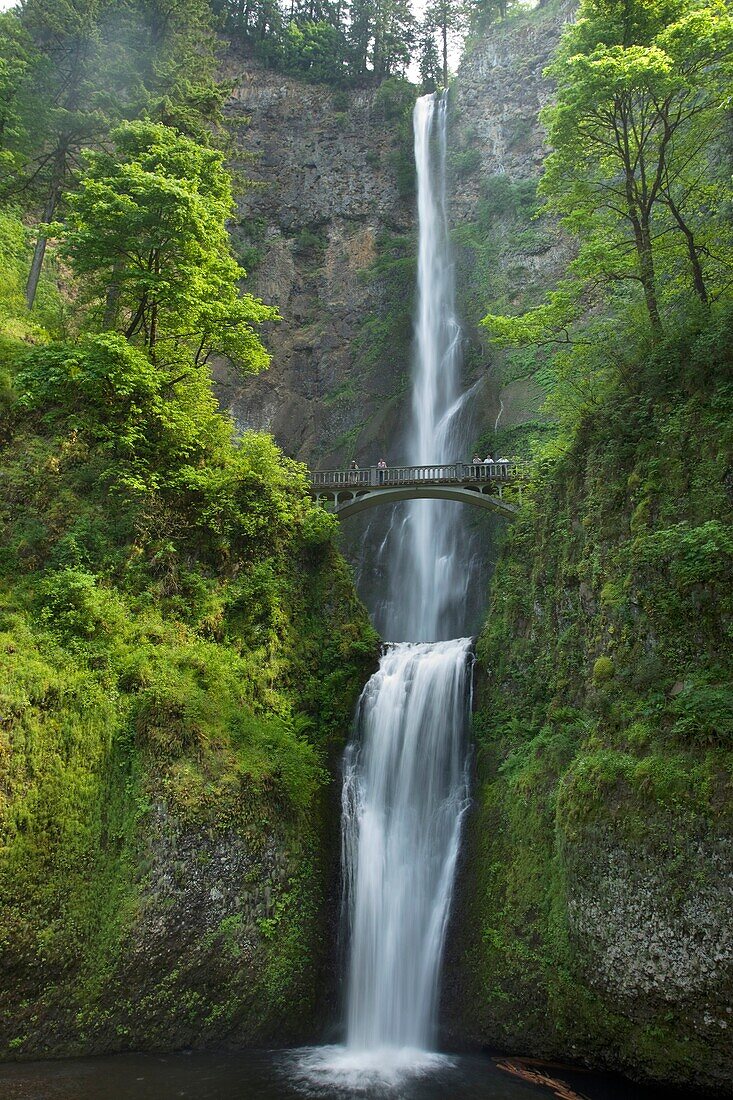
[445,0,576,450]
[216,67,414,465]
[216,6,575,468]
[215,12,576,628]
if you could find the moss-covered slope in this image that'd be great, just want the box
[447,313,733,1095]
[0,257,378,1056]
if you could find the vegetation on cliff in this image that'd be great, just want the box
[465,311,733,1085]
[0,0,377,1057]
[460,0,733,1090]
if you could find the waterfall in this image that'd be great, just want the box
[384,92,472,642]
[296,92,472,1091]
[343,639,471,1054]
[341,93,471,1070]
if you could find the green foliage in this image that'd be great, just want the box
[353,232,414,396]
[462,315,733,1080]
[669,682,733,746]
[281,20,350,83]
[221,0,417,86]
[61,122,279,368]
[424,0,467,86]
[0,209,27,322]
[0,209,62,338]
[481,0,733,419]
[293,227,327,257]
[0,0,227,307]
[0,87,377,1049]
[449,147,481,177]
[15,333,232,500]
[373,75,416,119]
[592,655,614,684]
[632,520,733,589]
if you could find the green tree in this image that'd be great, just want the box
[347,0,414,80]
[281,19,350,81]
[483,0,733,351]
[61,121,279,370]
[0,13,39,176]
[464,0,512,33]
[417,17,441,92]
[0,0,226,310]
[425,0,465,87]
[110,0,228,142]
[0,0,111,310]
[543,0,732,331]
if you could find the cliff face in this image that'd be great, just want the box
[217,69,414,465]
[446,0,576,451]
[215,13,574,629]
[217,8,574,468]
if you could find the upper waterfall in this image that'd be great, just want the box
[384,92,473,642]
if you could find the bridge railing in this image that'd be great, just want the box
[310,462,523,490]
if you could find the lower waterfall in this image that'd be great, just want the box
[343,640,472,1053]
[294,639,472,1090]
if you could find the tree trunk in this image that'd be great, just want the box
[665,195,708,304]
[25,182,60,310]
[639,217,663,335]
[624,164,662,336]
[149,301,158,359]
[103,270,123,328]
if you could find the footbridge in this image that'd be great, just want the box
[309,462,526,519]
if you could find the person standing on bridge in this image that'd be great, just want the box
[377,458,387,484]
[483,454,494,465]
[349,459,359,483]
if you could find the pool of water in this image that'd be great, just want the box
[0,1047,695,1100]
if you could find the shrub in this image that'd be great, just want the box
[592,656,615,684]
[669,682,733,746]
[374,76,416,121]
[36,568,126,641]
[300,506,337,548]
[633,520,733,589]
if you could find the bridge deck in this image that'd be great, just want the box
[309,462,526,519]
[310,461,524,491]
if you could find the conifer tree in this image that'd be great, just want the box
[425,0,465,87]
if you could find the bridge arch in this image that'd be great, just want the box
[319,485,518,520]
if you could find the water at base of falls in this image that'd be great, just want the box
[0,1049,669,1100]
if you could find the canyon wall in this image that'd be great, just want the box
[217,69,414,465]
[217,2,575,467]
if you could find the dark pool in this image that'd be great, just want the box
[0,1047,699,1100]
